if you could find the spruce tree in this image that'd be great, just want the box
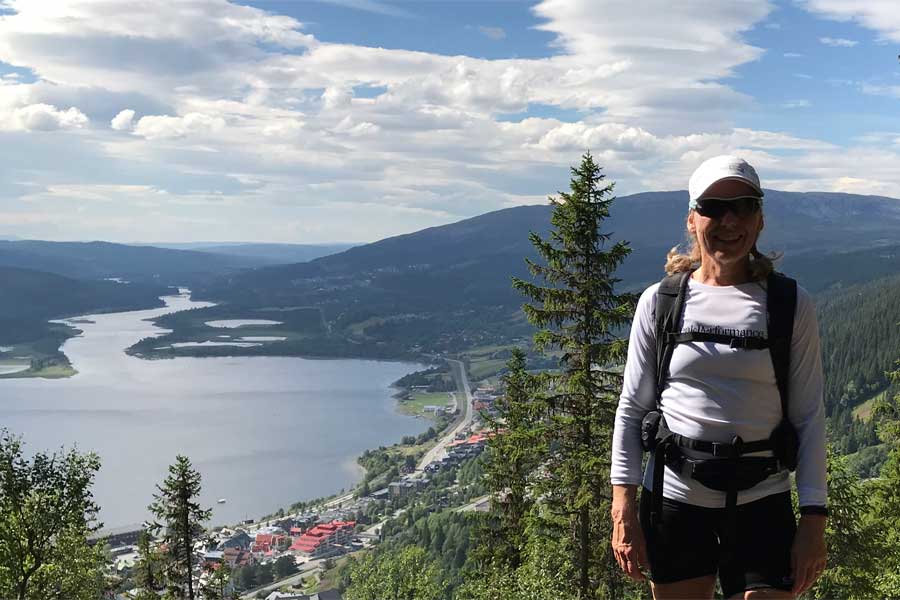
[199,562,232,600]
[148,455,211,600]
[133,529,162,597]
[871,361,900,595]
[476,347,544,570]
[512,152,635,598]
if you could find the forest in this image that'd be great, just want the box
[336,154,900,599]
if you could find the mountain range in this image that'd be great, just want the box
[5,187,898,415]
[0,266,170,346]
[136,242,356,264]
[198,189,900,309]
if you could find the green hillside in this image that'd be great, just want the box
[0,240,272,287]
[0,266,172,375]
[179,190,900,362]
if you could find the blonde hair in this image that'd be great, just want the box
[664,216,779,280]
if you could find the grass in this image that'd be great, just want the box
[463,343,517,358]
[468,358,508,380]
[347,316,387,337]
[0,363,77,379]
[132,304,327,358]
[853,390,887,422]
[0,328,79,379]
[397,391,455,417]
[313,553,362,593]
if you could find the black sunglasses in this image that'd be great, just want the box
[694,196,761,219]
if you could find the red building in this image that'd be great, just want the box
[251,533,288,554]
[289,520,356,558]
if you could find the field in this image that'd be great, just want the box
[128,304,329,358]
[0,324,80,379]
[397,390,455,417]
[0,363,77,379]
[461,344,518,381]
[853,390,887,422]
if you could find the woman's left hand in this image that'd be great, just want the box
[791,515,827,596]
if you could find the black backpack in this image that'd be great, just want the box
[654,270,797,427]
[641,269,800,542]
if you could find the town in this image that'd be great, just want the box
[101,360,502,599]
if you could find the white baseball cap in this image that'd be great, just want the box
[688,155,764,208]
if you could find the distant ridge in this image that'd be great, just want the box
[0,240,274,287]
[149,242,356,264]
[0,265,170,345]
[200,189,900,307]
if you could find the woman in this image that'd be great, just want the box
[610,155,827,599]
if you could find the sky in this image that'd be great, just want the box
[0,0,899,243]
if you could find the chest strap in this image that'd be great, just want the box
[666,331,770,350]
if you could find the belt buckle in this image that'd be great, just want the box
[711,442,729,458]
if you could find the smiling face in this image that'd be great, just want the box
[688,179,764,269]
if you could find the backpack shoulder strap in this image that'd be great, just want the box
[766,272,797,418]
[655,270,693,406]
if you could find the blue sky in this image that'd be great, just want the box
[0,0,898,243]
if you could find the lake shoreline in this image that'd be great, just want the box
[0,291,431,528]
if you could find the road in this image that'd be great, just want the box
[416,358,474,471]
[239,558,322,599]
[238,359,472,598]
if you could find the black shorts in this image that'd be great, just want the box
[639,487,796,598]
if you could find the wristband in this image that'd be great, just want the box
[800,505,828,517]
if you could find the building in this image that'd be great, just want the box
[289,520,356,558]
[222,546,255,568]
[217,531,252,551]
[251,532,288,554]
[202,550,225,564]
[388,476,427,498]
[87,524,144,548]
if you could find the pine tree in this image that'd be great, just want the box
[871,361,900,595]
[475,347,545,570]
[133,529,162,596]
[199,562,232,600]
[511,152,635,598]
[148,455,211,600]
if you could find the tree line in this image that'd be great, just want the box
[337,154,900,599]
[0,436,220,600]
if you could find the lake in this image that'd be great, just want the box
[0,292,428,528]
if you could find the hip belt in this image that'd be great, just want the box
[642,413,790,559]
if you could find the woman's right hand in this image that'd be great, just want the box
[611,484,649,581]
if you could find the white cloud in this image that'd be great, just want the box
[783,99,811,108]
[333,116,380,137]
[131,112,225,140]
[0,0,898,243]
[861,83,900,98]
[322,86,353,110]
[5,103,88,130]
[316,0,416,18]
[819,36,858,47]
[110,109,135,131]
[802,1,900,42]
[478,26,506,40]
[783,52,803,58]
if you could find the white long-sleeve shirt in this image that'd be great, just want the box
[610,276,827,508]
